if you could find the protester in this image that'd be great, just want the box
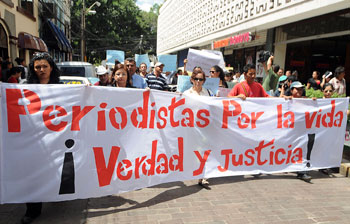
[306,71,321,90]
[232,70,241,81]
[285,70,291,77]
[6,66,22,83]
[280,75,298,97]
[21,52,61,224]
[183,70,213,187]
[209,65,228,88]
[171,69,183,85]
[125,58,147,89]
[145,62,169,91]
[329,66,346,95]
[228,64,269,100]
[94,65,111,86]
[183,70,213,97]
[322,83,334,99]
[112,67,133,88]
[320,71,333,89]
[1,61,13,82]
[15,57,28,79]
[273,75,287,97]
[139,62,148,78]
[262,55,281,92]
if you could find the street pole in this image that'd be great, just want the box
[80,0,86,61]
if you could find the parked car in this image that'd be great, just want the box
[57,61,96,78]
[60,76,92,85]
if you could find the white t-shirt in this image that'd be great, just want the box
[183,87,212,96]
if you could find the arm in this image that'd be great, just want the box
[267,56,274,72]
[183,59,188,76]
[320,76,326,89]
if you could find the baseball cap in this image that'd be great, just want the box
[96,65,108,75]
[155,62,164,67]
[324,71,333,79]
[290,81,304,89]
[278,75,287,82]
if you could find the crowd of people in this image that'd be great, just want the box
[1,52,347,223]
[0,56,28,83]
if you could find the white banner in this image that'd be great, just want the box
[186,48,222,76]
[0,83,348,203]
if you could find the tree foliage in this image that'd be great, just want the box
[71,0,160,64]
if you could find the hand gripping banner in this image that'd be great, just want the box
[0,83,348,203]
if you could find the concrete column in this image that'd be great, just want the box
[274,43,287,70]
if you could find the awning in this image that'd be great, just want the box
[44,20,72,52]
[18,32,48,52]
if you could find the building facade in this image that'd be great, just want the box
[0,0,72,65]
[157,0,350,91]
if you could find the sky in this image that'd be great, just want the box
[136,0,164,12]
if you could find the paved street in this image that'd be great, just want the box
[1,168,350,224]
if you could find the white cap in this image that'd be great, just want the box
[96,65,108,75]
[155,62,164,67]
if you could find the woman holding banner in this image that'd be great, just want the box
[111,67,134,88]
[21,52,61,224]
[184,70,213,187]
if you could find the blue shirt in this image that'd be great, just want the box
[132,73,147,89]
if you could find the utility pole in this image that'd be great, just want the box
[80,0,86,61]
[139,35,143,54]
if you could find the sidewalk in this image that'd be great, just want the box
[1,170,350,224]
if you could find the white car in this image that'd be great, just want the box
[57,61,96,78]
[60,76,92,85]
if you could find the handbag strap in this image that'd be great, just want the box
[241,82,249,97]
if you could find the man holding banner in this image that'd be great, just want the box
[228,64,270,100]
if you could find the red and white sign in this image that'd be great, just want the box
[0,84,348,203]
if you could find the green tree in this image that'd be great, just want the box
[71,0,159,63]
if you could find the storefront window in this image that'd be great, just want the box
[282,9,350,40]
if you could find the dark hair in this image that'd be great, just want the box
[273,65,280,74]
[125,58,135,63]
[313,71,320,77]
[28,52,60,84]
[8,66,22,76]
[334,66,345,78]
[192,66,203,72]
[15,57,24,65]
[322,83,334,91]
[191,70,206,83]
[115,59,120,65]
[243,64,256,73]
[139,62,147,68]
[112,68,133,87]
[211,65,228,88]
[287,75,298,83]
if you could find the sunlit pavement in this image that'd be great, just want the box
[1,169,350,224]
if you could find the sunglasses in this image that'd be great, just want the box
[209,71,217,73]
[193,78,204,81]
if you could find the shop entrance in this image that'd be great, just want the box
[285,35,350,88]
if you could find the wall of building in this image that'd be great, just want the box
[157,0,350,55]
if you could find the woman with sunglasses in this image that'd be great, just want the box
[183,70,213,187]
[184,70,213,96]
[209,65,228,88]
